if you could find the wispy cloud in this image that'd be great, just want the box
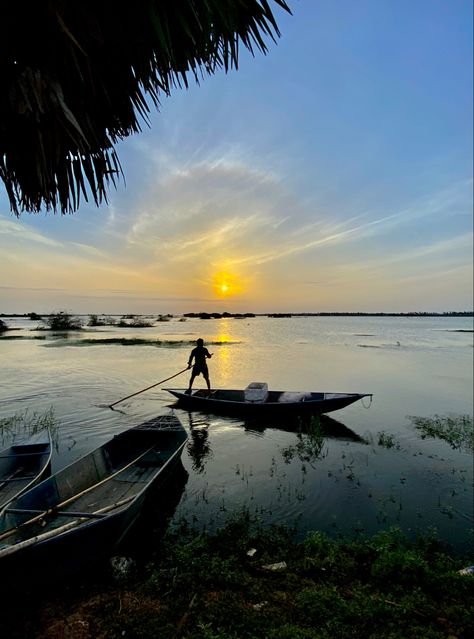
[120,159,473,280]
[0,216,62,248]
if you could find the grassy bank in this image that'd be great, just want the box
[1,515,472,639]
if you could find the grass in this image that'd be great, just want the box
[43,338,241,347]
[0,408,59,446]
[280,416,327,464]
[1,515,472,639]
[408,414,474,453]
[376,431,401,450]
[0,335,47,340]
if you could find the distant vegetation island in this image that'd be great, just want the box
[1,311,472,320]
[183,312,256,319]
[265,311,474,317]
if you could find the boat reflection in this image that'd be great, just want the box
[242,414,365,442]
[179,410,364,442]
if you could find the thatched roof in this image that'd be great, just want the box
[0,1,290,216]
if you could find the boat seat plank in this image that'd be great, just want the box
[66,476,147,512]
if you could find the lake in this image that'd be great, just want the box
[0,314,472,555]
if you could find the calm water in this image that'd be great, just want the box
[1,315,473,554]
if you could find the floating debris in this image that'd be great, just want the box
[110,556,136,581]
[262,561,287,571]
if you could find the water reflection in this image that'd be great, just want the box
[214,318,234,386]
[242,414,365,442]
[180,410,365,474]
[185,413,213,473]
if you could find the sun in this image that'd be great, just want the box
[212,272,241,297]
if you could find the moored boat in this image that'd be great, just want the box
[0,413,187,582]
[0,430,52,512]
[164,382,372,417]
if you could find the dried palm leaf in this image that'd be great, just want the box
[0,0,290,215]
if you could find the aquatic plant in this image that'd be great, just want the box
[43,337,241,348]
[43,311,82,331]
[88,315,117,326]
[280,416,327,464]
[377,431,401,450]
[0,407,59,446]
[408,414,474,453]
[117,318,154,327]
[0,335,47,340]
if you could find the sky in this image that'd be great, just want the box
[1,0,472,315]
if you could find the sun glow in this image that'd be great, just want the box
[213,271,241,297]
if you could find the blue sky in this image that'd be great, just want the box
[1,0,472,314]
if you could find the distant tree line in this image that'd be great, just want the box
[183,312,256,319]
[1,311,472,321]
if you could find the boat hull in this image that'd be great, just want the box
[0,414,187,584]
[164,389,371,418]
[0,430,52,512]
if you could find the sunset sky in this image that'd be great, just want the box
[1,1,472,314]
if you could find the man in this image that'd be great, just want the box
[187,338,213,393]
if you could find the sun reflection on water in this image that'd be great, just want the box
[213,320,234,386]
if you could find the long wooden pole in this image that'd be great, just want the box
[108,367,189,409]
[0,495,137,559]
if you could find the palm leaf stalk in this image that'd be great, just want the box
[0,0,290,216]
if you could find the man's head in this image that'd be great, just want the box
[197,338,204,347]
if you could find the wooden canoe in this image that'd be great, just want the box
[164,387,372,417]
[0,413,187,581]
[0,430,52,512]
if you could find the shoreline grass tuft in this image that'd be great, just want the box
[0,407,59,446]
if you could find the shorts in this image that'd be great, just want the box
[192,363,209,377]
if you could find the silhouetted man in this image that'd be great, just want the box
[187,338,212,393]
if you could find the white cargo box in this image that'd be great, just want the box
[244,382,268,403]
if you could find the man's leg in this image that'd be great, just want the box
[187,373,196,393]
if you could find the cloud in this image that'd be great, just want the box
[0,216,62,248]
[69,242,108,257]
[120,156,473,282]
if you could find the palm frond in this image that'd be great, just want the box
[0,0,291,215]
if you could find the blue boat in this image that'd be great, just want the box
[0,430,52,512]
[0,413,187,580]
